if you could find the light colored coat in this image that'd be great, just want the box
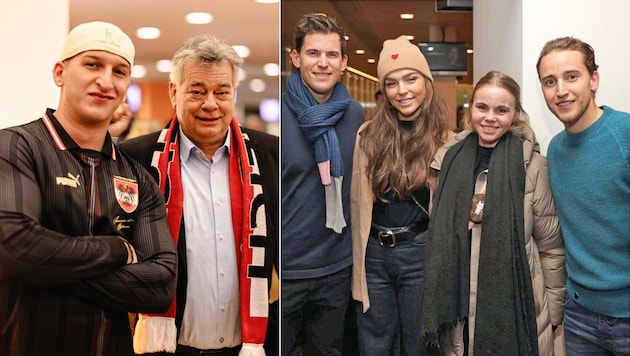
[350,122,378,313]
[430,129,566,356]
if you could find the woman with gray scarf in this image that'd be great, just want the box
[421,71,566,355]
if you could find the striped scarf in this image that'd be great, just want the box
[283,69,352,233]
[133,117,268,356]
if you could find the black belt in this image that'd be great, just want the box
[370,221,428,247]
[175,344,241,356]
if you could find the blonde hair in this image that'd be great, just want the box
[462,70,531,135]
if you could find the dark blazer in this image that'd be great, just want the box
[119,125,278,354]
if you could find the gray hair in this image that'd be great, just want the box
[169,34,244,86]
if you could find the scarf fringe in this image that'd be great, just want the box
[239,343,266,356]
[133,315,177,354]
[324,177,346,233]
[422,316,468,355]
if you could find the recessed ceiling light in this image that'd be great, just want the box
[238,68,247,82]
[232,45,250,58]
[367,58,376,64]
[400,13,414,20]
[186,12,213,25]
[155,59,172,73]
[136,27,160,40]
[406,35,415,41]
[131,65,147,79]
[355,49,366,55]
[249,79,266,93]
[263,63,280,76]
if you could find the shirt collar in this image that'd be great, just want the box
[178,125,231,163]
[43,108,116,159]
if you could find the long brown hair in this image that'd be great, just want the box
[360,74,448,202]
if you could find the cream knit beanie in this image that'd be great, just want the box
[377,35,432,83]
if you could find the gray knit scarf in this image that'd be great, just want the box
[421,132,538,355]
[284,70,352,233]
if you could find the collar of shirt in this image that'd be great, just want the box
[46,108,115,159]
[178,126,231,164]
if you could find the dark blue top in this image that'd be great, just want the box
[281,93,365,279]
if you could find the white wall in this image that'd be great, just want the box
[0,0,68,128]
[474,0,630,154]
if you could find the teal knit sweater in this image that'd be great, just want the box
[548,105,630,317]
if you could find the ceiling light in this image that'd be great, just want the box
[232,45,250,58]
[263,63,280,76]
[367,58,376,64]
[155,59,172,73]
[136,27,160,40]
[406,35,415,41]
[186,12,213,25]
[131,65,147,79]
[249,79,266,93]
[466,49,474,54]
[400,13,414,20]
[355,49,366,55]
[126,84,142,112]
[238,68,247,82]
[344,35,350,41]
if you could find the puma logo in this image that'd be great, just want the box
[56,173,81,188]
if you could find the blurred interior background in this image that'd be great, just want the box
[282,0,473,130]
[70,0,280,137]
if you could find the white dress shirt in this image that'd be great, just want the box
[177,127,241,349]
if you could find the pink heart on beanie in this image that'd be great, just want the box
[391,53,399,59]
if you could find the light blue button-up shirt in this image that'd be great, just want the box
[177,127,241,349]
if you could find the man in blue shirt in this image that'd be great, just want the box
[537,36,630,355]
[281,13,364,356]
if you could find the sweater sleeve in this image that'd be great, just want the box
[530,154,566,326]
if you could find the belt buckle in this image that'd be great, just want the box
[377,230,396,247]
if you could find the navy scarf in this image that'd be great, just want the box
[284,70,353,233]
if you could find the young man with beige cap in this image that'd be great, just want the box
[0,21,177,355]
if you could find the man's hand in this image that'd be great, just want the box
[109,102,133,138]
[119,238,138,264]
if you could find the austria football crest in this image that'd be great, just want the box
[114,176,138,213]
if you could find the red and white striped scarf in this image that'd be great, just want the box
[133,117,268,355]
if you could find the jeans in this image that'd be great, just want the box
[564,296,630,355]
[356,230,427,356]
[281,267,352,356]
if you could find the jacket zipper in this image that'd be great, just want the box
[87,157,106,355]
[87,157,95,235]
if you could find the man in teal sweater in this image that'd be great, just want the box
[537,36,630,354]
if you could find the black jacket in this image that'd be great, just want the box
[119,125,278,346]
[0,110,177,356]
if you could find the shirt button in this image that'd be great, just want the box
[574,292,579,300]
[219,337,224,343]
[221,306,226,311]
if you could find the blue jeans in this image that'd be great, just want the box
[564,296,630,355]
[281,267,351,356]
[356,230,427,356]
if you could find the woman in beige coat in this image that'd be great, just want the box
[420,71,566,355]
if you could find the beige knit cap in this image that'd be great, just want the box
[60,21,135,67]
[377,35,433,83]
